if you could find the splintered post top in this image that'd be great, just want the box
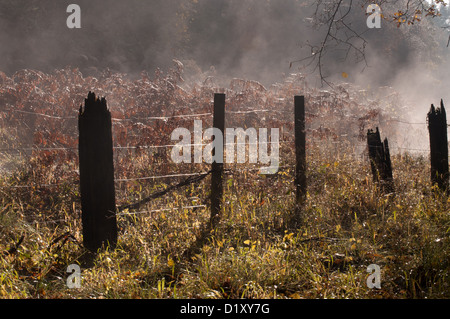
[79,91,108,115]
[428,99,446,118]
[367,127,380,138]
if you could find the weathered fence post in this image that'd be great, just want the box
[79,92,117,252]
[210,93,225,227]
[367,127,394,193]
[427,100,449,193]
[295,96,307,209]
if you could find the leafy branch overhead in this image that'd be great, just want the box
[292,0,449,86]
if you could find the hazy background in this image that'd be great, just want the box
[0,0,449,119]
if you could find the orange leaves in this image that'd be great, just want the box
[393,6,439,28]
[393,10,407,27]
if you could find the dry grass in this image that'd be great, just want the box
[0,143,449,299]
[0,67,448,299]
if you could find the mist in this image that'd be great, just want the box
[0,0,449,145]
[0,0,315,85]
[0,1,447,81]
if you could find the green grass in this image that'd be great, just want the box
[0,143,449,299]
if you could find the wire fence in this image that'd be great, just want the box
[7,104,450,125]
[115,205,207,217]
[0,104,445,219]
[111,112,213,122]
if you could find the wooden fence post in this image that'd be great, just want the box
[295,96,307,208]
[367,127,394,193]
[78,92,117,252]
[428,100,449,193]
[210,93,225,227]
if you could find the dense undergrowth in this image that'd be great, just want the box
[0,63,449,299]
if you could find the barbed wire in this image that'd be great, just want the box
[111,112,213,122]
[224,164,295,174]
[0,140,433,159]
[6,107,286,118]
[5,105,450,126]
[117,170,212,212]
[4,107,345,122]
[116,205,207,217]
[3,100,447,231]
[0,182,71,189]
[114,171,211,183]
[227,109,271,114]
[0,140,292,154]
[7,109,77,120]
[22,204,208,226]
[0,105,444,192]
[113,143,208,150]
[0,163,295,190]
[0,171,210,189]
[385,119,427,125]
[0,147,77,152]
[3,108,213,121]
[0,142,434,189]
[355,142,430,153]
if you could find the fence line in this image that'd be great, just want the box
[0,172,209,189]
[115,171,211,183]
[2,93,448,248]
[5,105,450,128]
[116,204,207,217]
[3,107,213,121]
[385,119,427,125]
[113,143,209,150]
[353,141,429,151]
[227,109,272,114]
[0,140,291,154]
[224,165,295,174]
[0,182,71,189]
[117,169,212,212]
[27,204,208,225]
[0,141,433,159]
[6,109,290,121]
[0,164,305,190]
[111,112,213,122]
[343,113,428,126]
[0,141,434,161]
[8,109,77,120]
[0,101,444,182]
[0,164,295,190]
[0,147,77,152]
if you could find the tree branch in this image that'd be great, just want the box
[291,0,447,87]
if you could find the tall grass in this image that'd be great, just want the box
[1,142,449,299]
[0,67,448,299]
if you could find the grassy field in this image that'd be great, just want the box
[0,142,449,299]
[0,67,449,299]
